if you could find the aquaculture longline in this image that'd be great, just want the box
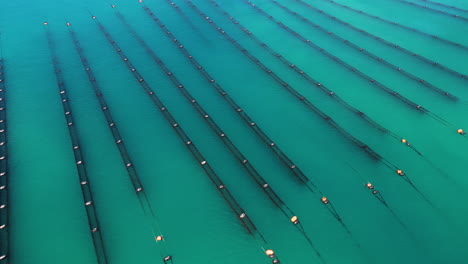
[289,0,468,81]
[320,0,468,52]
[142,4,314,191]
[90,14,280,264]
[240,0,450,126]
[161,1,388,252]
[207,0,425,157]
[0,58,9,263]
[184,0,437,210]
[144,2,359,248]
[66,23,173,264]
[187,0,390,162]
[388,0,468,22]
[44,25,108,264]
[416,0,468,13]
[207,0,449,211]
[114,8,324,262]
[264,0,459,101]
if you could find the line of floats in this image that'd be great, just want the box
[1,0,467,263]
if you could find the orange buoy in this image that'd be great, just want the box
[321,197,329,204]
[290,216,298,223]
[401,138,407,143]
[457,129,465,135]
[265,249,275,256]
[156,235,163,241]
[396,169,404,175]
[366,182,374,189]
[43,22,48,25]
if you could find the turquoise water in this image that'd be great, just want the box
[1,0,468,263]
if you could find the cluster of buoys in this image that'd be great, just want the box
[43,24,108,264]
[265,249,280,263]
[290,0,468,81]
[90,13,278,263]
[322,0,468,52]
[114,9,324,261]
[390,0,468,22]
[265,0,459,101]
[0,58,8,263]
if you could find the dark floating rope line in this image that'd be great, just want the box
[241,0,451,126]
[164,0,369,249]
[288,0,468,82]
[90,14,280,264]
[416,0,468,13]
[66,23,173,263]
[210,0,460,202]
[192,0,441,253]
[0,58,9,263]
[240,0,468,173]
[143,3,362,258]
[184,0,438,215]
[344,162,414,233]
[114,8,324,262]
[142,6,316,191]
[184,0,421,180]
[142,3,350,244]
[319,0,468,52]
[388,0,468,22]
[43,24,108,264]
[207,0,426,162]
[265,0,460,102]
[366,183,414,233]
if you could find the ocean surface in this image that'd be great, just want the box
[1,0,468,263]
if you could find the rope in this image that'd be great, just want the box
[266,0,461,102]
[115,7,324,262]
[241,0,451,126]
[289,0,468,82]
[66,21,173,263]
[319,0,468,52]
[0,57,9,263]
[89,13,279,263]
[415,0,468,13]
[388,0,468,22]
[207,0,428,162]
[44,24,108,264]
